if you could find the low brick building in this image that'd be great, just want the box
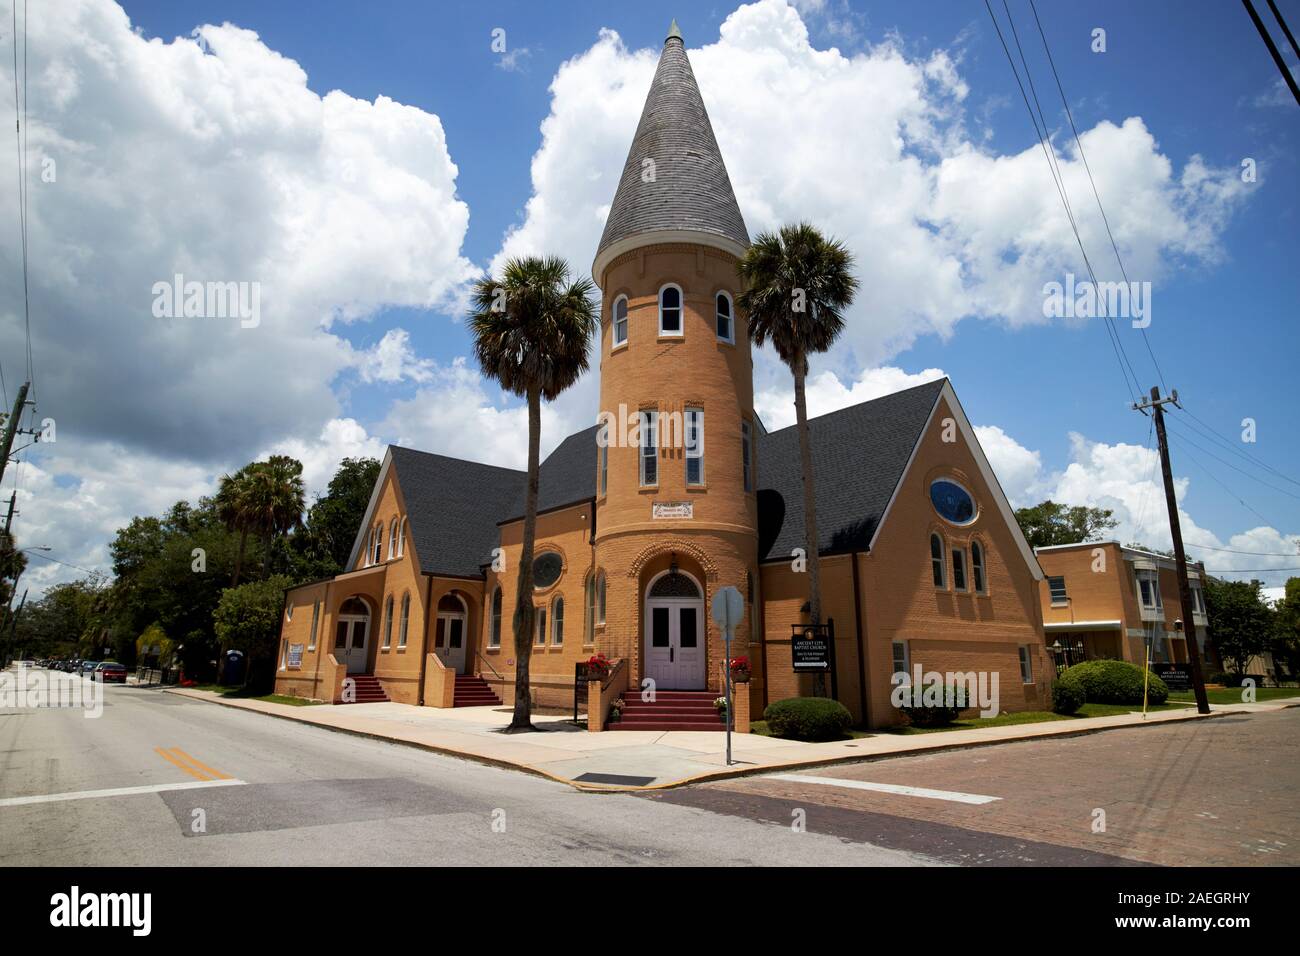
[273,22,1051,728]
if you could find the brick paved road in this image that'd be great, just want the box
[640,708,1299,866]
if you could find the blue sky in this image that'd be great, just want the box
[5,0,1298,590]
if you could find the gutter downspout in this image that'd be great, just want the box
[851,551,869,727]
[417,572,434,705]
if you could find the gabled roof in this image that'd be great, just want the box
[757,379,946,561]
[347,446,526,579]
[501,424,601,522]
[594,23,749,278]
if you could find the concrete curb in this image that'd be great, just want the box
[162,687,1251,793]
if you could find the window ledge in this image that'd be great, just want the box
[656,334,684,342]
[611,341,628,354]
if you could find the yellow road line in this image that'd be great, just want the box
[169,748,232,781]
[155,746,211,781]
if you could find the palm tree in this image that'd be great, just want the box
[245,455,306,578]
[470,256,597,731]
[215,465,257,586]
[737,223,859,649]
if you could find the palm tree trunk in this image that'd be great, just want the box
[792,356,825,689]
[233,528,247,587]
[262,530,274,579]
[509,385,542,731]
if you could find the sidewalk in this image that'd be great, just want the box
[163,688,1298,791]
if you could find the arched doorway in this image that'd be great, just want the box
[334,596,371,674]
[433,593,468,675]
[644,569,705,690]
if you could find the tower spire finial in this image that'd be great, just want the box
[666,19,682,43]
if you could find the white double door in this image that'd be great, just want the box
[645,599,705,690]
[434,612,467,674]
[335,615,369,674]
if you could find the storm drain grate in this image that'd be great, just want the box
[573,772,656,787]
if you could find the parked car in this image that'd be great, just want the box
[94,662,127,684]
[80,660,98,675]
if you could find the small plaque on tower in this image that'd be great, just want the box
[652,501,693,519]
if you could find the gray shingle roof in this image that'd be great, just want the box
[389,446,523,578]
[596,29,749,258]
[756,379,946,561]
[503,424,600,521]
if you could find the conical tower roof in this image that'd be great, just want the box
[593,21,749,282]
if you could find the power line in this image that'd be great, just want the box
[1027,0,1167,392]
[1166,430,1283,529]
[1199,566,1300,573]
[1164,419,1300,501]
[1173,403,1300,490]
[983,0,1143,402]
[1185,541,1300,556]
[1243,0,1300,105]
[1268,0,1300,60]
[21,550,105,577]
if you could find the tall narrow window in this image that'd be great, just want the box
[612,295,629,347]
[1018,645,1033,684]
[952,548,967,591]
[930,534,945,588]
[971,541,986,593]
[397,517,406,556]
[382,595,394,647]
[741,420,753,492]
[308,601,320,650]
[398,593,410,647]
[552,597,564,645]
[585,576,596,643]
[892,641,910,682]
[659,284,682,335]
[388,518,398,560]
[685,407,704,486]
[639,410,658,486]
[597,572,607,624]
[373,524,383,565]
[715,292,733,342]
[489,587,502,648]
[598,423,608,496]
[534,607,547,646]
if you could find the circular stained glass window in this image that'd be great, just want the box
[930,479,976,525]
[533,552,563,589]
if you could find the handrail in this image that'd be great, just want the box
[475,651,504,683]
[601,657,626,691]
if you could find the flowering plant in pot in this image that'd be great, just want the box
[713,696,728,714]
[585,653,611,680]
[729,656,751,683]
[609,697,625,722]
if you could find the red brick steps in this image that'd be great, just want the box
[611,690,725,732]
[340,674,389,704]
[454,674,502,707]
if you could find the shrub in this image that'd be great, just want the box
[893,680,976,727]
[1062,659,1168,706]
[763,697,852,741]
[1052,674,1085,714]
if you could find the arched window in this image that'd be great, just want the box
[598,422,609,496]
[388,517,398,560]
[398,593,410,646]
[930,533,946,588]
[585,575,596,643]
[534,606,547,646]
[372,523,384,565]
[659,284,682,336]
[951,546,967,591]
[971,541,986,594]
[597,572,607,624]
[649,571,701,599]
[308,601,320,650]
[716,291,734,343]
[382,594,394,647]
[552,597,564,645]
[489,587,502,648]
[397,517,406,556]
[612,295,629,347]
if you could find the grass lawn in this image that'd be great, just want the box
[1169,687,1300,705]
[187,683,322,706]
[748,720,873,741]
[883,700,1193,735]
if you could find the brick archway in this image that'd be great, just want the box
[625,538,720,582]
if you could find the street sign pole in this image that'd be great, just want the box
[711,586,744,767]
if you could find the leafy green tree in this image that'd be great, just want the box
[1270,577,1300,681]
[737,223,859,633]
[1204,577,1275,677]
[470,255,596,731]
[215,466,259,587]
[290,457,381,580]
[247,455,306,579]
[213,574,294,692]
[1014,500,1118,549]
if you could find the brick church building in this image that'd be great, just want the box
[274,22,1050,729]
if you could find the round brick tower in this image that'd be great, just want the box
[591,21,758,693]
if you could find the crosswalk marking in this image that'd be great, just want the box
[767,773,1001,805]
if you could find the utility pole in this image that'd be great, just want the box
[0,381,31,489]
[1133,386,1211,714]
[2,491,15,536]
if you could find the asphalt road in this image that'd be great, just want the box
[4,669,1294,866]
